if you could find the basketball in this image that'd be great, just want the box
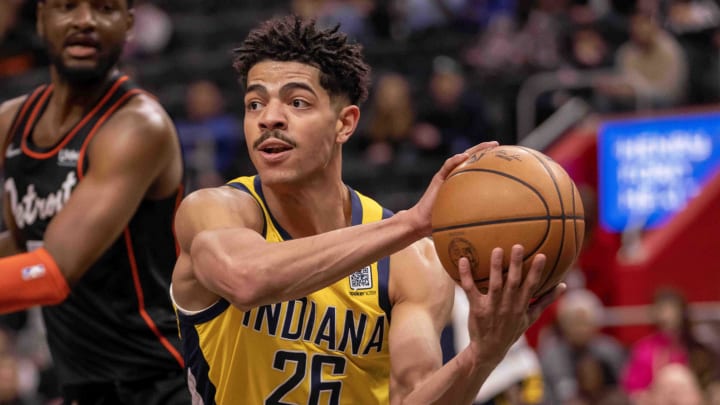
[431,145,585,297]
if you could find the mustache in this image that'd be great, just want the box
[63,32,101,48]
[253,130,297,150]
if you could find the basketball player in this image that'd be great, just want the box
[171,15,564,404]
[0,1,190,403]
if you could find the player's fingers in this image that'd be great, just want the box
[487,247,504,306]
[500,245,526,313]
[520,252,546,304]
[528,282,567,323]
[435,153,469,182]
[464,141,499,156]
[504,244,524,292]
[458,257,481,299]
[419,153,470,214]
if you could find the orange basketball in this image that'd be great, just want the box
[431,145,585,297]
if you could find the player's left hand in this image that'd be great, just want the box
[459,244,565,363]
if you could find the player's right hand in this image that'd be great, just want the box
[405,141,498,238]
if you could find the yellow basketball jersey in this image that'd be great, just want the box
[177,175,393,405]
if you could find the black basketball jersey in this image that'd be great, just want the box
[3,75,185,385]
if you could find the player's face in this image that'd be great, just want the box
[243,60,348,186]
[37,0,133,85]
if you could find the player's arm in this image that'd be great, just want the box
[0,97,28,257]
[171,187,267,311]
[183,152,476,311]
[387,239,455,401]
[0,203,23,257]
[389,243,563,405]
[0,95,181,314]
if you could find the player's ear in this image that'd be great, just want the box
[125,7,135,42]
[335,104,360,145]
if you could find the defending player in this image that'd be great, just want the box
[0,0,190,403]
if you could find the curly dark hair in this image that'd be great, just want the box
[232,15,371,106]
[39,0,134,7]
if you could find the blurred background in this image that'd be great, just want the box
[2,0,720,404]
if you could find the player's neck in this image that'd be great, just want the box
[262,177,352,238]
[48,68,118,124]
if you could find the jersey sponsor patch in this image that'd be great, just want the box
[349,266,372,290]
[58,148,80,167]
[21,264,46,280]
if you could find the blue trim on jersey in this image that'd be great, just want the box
[226,180,267,237]
[177,299,231,325]
[378,208,393,322]
[348,186,363,226]
[226,180,251,193]
[254,176,293,241]
[378,256,391,323]
[179,318,218,404]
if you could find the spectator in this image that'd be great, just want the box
[316,0,376,42]
[465,0,570,78]
[666,0,720,103]
[642,364,706,405]
[175,79,244,189]
[622,288,720,402]
[291,0,326,20]
[565,24,613,70]
[593,9,688,111]
[464,14,522,75]
[573,351,632,405]
[0,325,53,405]
[395,0,470,39]
[123,0,173,59]
[707,379,720,405]
[0,309,60,404]
[357,72,416,166]
[666,0,720,36]
[0,355,23,405]
[459,0,517,32]
[413,55,490,156]
[539,289,627,404]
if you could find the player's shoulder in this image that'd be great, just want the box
[0,94,30,128]
[0,94,28,117]
[0,95,31,155]
[106,92,174,137]
[389,237,455,306]
[180,186,250,211]
[176,186,264,231]
[89,92,178,160]
[392,238,453,284]
[394,237,439,266]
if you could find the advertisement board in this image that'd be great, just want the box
[598,112,720,232]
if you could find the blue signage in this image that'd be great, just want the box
[598,112,720,232]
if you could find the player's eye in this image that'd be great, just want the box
[246,101,263,111]
[291,99,309,108]
[99,2,116,12]
[57,0,77,11]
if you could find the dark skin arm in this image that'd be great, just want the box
[0,94,183,284]
[0,96,28,257]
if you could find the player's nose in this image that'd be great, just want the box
[258,100,287,131]
[70,3,97,30]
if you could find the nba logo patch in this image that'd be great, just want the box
[21,264,46,280]
[349,266,372,290]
